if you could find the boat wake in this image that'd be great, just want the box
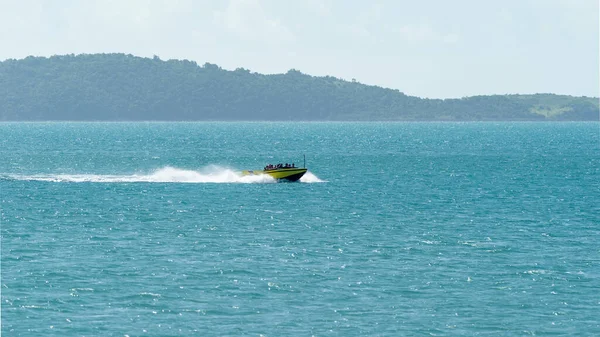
[299,171,326,183]
[2,166,326,184]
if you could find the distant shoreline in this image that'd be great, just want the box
[1,54,598,121]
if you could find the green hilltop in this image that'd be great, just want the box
[0,53,597,121]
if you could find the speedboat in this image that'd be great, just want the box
[242,156,308,182]
[242,167,307,182]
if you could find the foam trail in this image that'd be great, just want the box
[300,172,326,183]
[2,166,327,184]
[2,166,276,184]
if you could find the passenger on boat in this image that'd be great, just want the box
[264,162,298,170]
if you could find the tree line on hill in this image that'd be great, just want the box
[0,53,597,121]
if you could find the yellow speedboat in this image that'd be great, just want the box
[242,167,307,182]
[242,157,308,182]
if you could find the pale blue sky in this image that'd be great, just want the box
[1,0,598,98]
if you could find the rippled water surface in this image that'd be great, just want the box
[1,122,599,336]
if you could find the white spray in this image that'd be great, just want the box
[4,166,325,184]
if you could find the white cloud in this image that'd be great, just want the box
[213,0,294,44]
[396,22,459,44]
[304,0,332,17]
[397,23,435,42]
[442,33,460,44]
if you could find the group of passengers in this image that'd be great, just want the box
[264,163,295,170]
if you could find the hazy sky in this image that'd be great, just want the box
[1,0,598,98]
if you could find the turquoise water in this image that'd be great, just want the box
[1,122,599,336]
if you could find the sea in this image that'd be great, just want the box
[1,122,598,336]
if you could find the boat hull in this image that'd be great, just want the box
[242,168,307,182]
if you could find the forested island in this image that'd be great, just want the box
[1,53,598,121]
